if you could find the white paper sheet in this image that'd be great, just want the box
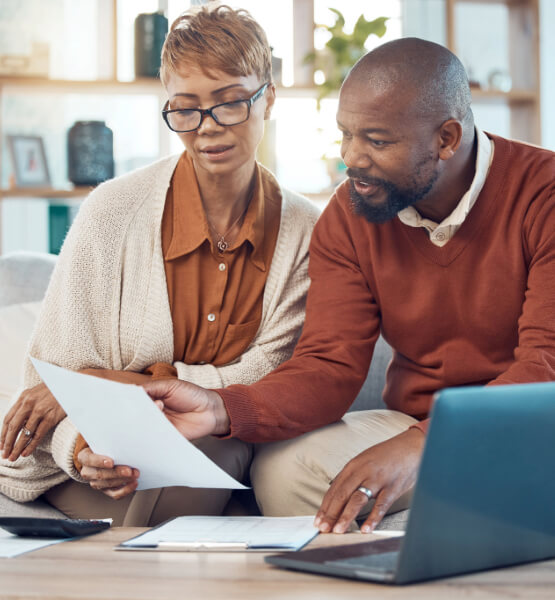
[0,528,66,558]
[31,358,247,490]
[118,516,319,551]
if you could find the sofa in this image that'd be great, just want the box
[0,251,407,529]
[0,251,65,518]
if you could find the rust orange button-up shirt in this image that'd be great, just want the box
[146,152,281,378]
[74,154,282,470]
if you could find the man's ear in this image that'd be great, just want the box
[437,119,463,160]
[264,83,276,120]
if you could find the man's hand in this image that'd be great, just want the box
[78,447,139,499]
[143,379,230,440]
[314,427,425,534]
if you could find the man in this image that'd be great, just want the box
[144,38,555,533]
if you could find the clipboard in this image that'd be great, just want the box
[116,516,319,552]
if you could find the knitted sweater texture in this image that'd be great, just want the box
[0,154,319,501]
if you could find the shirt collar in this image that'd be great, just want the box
[165,152,209,260]
[398,127,494,230]
[165,153,267,271]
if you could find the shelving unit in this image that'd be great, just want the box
[0,72,166,251]
[446,0,540,144]
[0,187,90,199]
[0,73,327,250]
[0,0,542,252]
[0,0,323,253]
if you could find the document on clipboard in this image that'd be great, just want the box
[117,516,319,552]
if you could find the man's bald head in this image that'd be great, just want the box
[344,38,472,128]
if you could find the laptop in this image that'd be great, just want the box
[265,382,555,584]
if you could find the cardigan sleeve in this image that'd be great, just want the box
[23,191,124,390]
[1,157,179,498]
[172,194,320,389]
[15,189,125,482]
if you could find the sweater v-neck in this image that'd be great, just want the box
[397,134,512,267]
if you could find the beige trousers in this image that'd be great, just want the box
[44,436,252,527]
[250,409,418,521]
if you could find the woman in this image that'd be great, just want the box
[0,5,319,526]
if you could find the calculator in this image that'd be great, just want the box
[0,517,111,538]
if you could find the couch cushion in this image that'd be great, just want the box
[0,302,42,418]
[0,491,65,518]
[348,336,392,412]
[0,251,56,308]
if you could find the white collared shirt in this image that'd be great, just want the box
[397,128,494,246]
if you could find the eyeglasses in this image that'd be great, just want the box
[162,82,269,133]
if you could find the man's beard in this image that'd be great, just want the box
[348,160,439,224]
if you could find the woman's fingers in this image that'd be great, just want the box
[85,467,139,500]
[89,477,137,490]
[7,424,36,461]
[0,403,21,450]
[78,447,139,499]
[1,384,66,460]
[20,417,54,458]
[0,400,32,459]
[77,447,114,469]
[6,406,49,460]
[18,403,67,458]
[81,464,139,481]
[99,480,139,500]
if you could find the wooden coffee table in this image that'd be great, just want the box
[1,527,554,599]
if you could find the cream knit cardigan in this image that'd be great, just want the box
[0,154,320,502]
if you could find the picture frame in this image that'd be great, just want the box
[7,134,51,188]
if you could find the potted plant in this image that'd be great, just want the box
[304,8,388,106]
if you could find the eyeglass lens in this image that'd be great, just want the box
[166,101,249,132]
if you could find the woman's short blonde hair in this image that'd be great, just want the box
[160,4,272,86]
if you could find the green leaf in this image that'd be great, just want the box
[326,36,349,55]
[328,8,345,29]
[352,15,389,46]
[303,50,316,65]
[369,16,388,38]
[352,14,371,46]
[310,8,389,107]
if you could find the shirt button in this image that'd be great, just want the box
[436,232,446,241]
[207,313,216,322]
[219,263,226,271]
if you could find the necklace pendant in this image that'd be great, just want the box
[217,237,228,253]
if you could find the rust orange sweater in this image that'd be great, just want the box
[218,134,555,441]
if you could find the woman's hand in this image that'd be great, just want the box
[314,428,425,534]
[0,383,66,461]
[0,368,152,462]
[78,447,140,499]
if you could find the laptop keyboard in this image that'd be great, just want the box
[326,550,400,573]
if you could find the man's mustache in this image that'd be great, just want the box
[346,168,387,188]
